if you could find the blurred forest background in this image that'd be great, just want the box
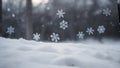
[0,0,120,42]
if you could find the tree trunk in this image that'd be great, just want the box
[0,0,2,36]
[118,2,120,22]
[25,0,33,40]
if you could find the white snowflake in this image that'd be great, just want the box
[60,20,68,30]
[50,33,60,42]
[7,8,11,12]
[102,8,111,16]
[6,26,15,35]
[56,9,65,18]
[46,7,50,10]
[12,14,15,18]
[77,32,85,39]
[94,10,102,15]
[97,25,106,34]
[86,27,94,35]
[33,33,40,41]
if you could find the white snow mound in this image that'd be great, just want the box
[0,37,120,68]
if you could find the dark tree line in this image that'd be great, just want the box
[1,0,120,41]
[0,0,33,40]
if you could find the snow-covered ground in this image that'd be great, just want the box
[0,37,120,68]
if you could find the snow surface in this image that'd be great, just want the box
[0,37,120,68]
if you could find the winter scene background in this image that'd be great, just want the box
[0,0,120,68]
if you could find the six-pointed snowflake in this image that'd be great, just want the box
[56,9,66,18]
[102,8,111,16]
[6,26,15,35]
[60,20,68,30]
[86,27,94,35]
[77,32,85,39]
[50,33,60,42]
[33,33,40,41]
[97,25,106,34]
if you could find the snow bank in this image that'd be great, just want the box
[0,37,120,68]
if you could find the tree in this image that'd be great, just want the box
[0,0,2,36]
[25,0,33,40]
[118,1,120,22]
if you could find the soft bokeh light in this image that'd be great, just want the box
[32,0,49,7]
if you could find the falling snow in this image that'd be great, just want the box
[102,8,111,16]
[77,32,85,39]
[50,33,60,42]
[7,8,11,12]
[97,25,106,34]
[12,14,16,18]
[33,33,40,41]
[86,27,94,35]
[6,26,15,35]
[56,9,66,18]
[60,20,68,30]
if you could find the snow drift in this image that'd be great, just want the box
[0,37,120,68]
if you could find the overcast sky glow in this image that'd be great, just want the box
[32,0,49,7]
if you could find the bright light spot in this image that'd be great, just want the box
[7,8,11,12]
[32,0,49,7]
[46,7,50,10]
[12,14,15,18]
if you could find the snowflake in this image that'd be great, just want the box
[7,8,11,12]
[97,25,106,34]
[50,33,60,42]
[94,10,102,15]
[102,8,111,16]
[56,9,65,18]
[33,33,40,41]
[86,27,94,35]
[12,14,15,18]
[77,32,85,39]
[6,26,15,35]
[60,20,68,30]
